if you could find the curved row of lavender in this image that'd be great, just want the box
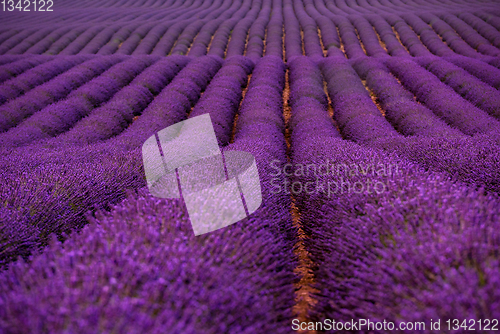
[0,0,500,61]
[0,55,299,333]
[288,55,500,326]
[0,0,500,332]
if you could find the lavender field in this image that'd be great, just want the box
[1,0,500,332]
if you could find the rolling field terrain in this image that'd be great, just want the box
[1,0,500,332]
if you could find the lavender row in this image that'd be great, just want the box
[43,26,88,55]
[5,5,497,59]
[350,15,389,58]
[0,56,89,105]
[458,12,500,49]
[416,56,500,120]
[296,136,500,324]
[235,55,286,156]
[0,56,152,147]
[352,57,464,137]
[170,4,229,55]
[227,54,296,242]
[473,12,500,34]
[150,0,229,56]
[205,0,252,59]
[0,56,218,267]
[0,30,24,47]
[0,55,33,66]
[285,54,500,321]
[287,56,341,148]
[203,0,253,57]
[58,26,107,55]
[0,142,148,267]
[333,16,367,59]
[292,0,324,59]
[132,3,219,55]
[228,57,291,236]
[0,207,39,269]
[18,27,73,55]
[114,23,155,55]
[443,55,500,89]
[0,180,296,333]
[96,23,143,55]
[77,25,122,54]
[384,14,433,57]
[438,13,500,57]
[372,134,500,195]
[385,57,500,136]
[170,0,236,56]
[187,19,226,57]
[263,0,284,58]
[224,0,261,59]
[0,56,52,84]
[486,57,500,71]
[189,56,254,145]
[318,0,344,15]
[0,55,122,133]
[5,28,57,55]
[0,58,296,327]
[131,24,171,55]
[149,19,205,57]
[283,0,303,61]
[0,29,39,55]
[303,0,344,58]
[367,15,411,57]
[418,12,487,58]
[53,55,189,146]
[320,57,400,142]
[244,0,272,62]
[326,0,356,15]
[113,55,222,150]
[400,13,457,57]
